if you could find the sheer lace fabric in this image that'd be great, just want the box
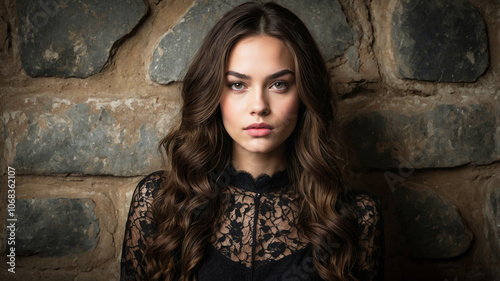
[121,169,384,281]
[121,172,159,280]
[355,194,384,278]
[214,184,307,268]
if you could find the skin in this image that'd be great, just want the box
[220,35,301,177]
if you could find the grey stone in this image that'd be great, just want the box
[16,0,148,78]
[149,0,247,84]
[393,185,472,259]
[275,0,355,60]
[348,104,498,169]
[11,198,99,256]
[150,0,355,84]
[488,187,500,259]
[392,0,489,82]
[10,101,165,176]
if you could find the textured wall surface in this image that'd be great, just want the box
[1,0,499,280]
[16,0,148,78]
[392,0,489,82]
[150,0,355,84]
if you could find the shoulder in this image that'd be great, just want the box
[126,171,166,230]
[132,171,165,200]
[352,189,381,214]
[346,189,383,234]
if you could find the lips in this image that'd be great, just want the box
[244,123,273,130]
[244,123,273,137]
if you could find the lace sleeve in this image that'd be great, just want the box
[354,192,385,281]
[120,172,163,281]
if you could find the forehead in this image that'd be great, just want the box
[226,35,295,73]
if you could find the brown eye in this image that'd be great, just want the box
[229,82,245,91]
[271,81,288,90]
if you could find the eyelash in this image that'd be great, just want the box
[270,81,289,92]
[227,82,246,91]
[227,81,290,92]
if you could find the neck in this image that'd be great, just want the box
[231,144,286,178]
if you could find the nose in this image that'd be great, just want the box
[250,87,270,116]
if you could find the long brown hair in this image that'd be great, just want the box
[146,2,357,280]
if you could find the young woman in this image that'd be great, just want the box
[121,2,384,281]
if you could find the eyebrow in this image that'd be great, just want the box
[225,69,294,80]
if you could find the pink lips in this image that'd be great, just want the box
[244,123,273,137]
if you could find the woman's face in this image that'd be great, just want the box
[220,35,300,157]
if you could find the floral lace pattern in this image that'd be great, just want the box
[120,169,384,281]
[214,185,307,268]
[120,172,160,280]
[354,193,384,280]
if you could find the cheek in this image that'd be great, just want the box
[220,95,239,126]
[276,97,301,129]
[283,96,301,118]
[290,98,301,114]
[220,95,231,119]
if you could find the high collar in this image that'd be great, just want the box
[226,164,290,193]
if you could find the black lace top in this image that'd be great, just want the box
[121,167,384,281]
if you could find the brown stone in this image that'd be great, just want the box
[393,185,473,259]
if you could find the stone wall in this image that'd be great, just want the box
[0,0,499,280]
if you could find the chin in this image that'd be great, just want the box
[233,138,286,155]
[245,147,274,154]
[245,143,283,154]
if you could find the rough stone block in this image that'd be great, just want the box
[487,186,500,259]
[3,96,174,176]
[16,0,148,78]
[150,0,355,84]
[393,185,472,259]
[348,103,498,169]
[392,0,489,82]
[276,0,355,60]
[12,198,99,256]
[149,0,246,84]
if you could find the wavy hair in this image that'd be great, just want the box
[146,2,358,280]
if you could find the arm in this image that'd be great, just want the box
[354,192,385,281]
[120,172,163,281]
